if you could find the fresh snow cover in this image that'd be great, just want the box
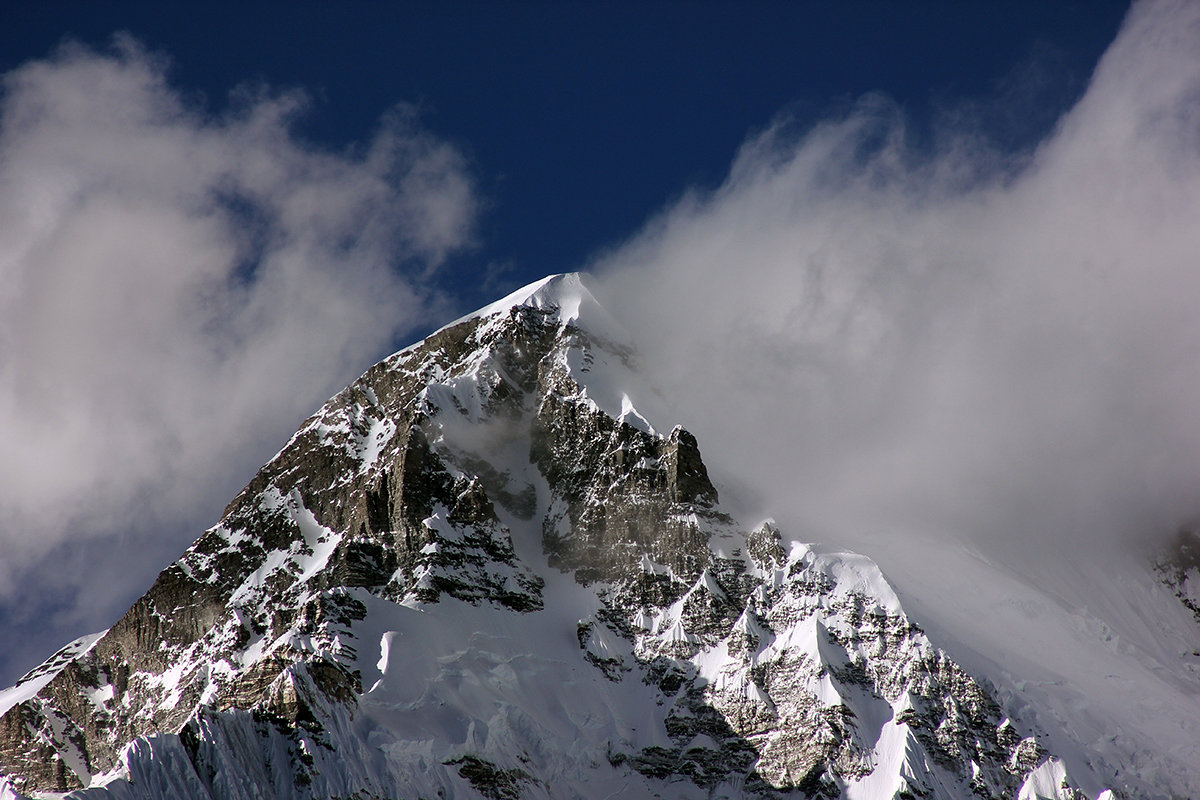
[439,273,669,436]
[846,715,952,800]
[461,273,629,344]
[854,533,1200,798]
[225,489,343,608]
[0,631,106,717]
[1019,759,1075,800]
[350,592,670,797]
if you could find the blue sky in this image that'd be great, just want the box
[3,2,1128,314]
[0,2,1141,684]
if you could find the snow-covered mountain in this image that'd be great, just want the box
[0,273,1191,799]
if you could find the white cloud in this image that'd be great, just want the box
[0,37,476,663]
[592,11,1200,782]
[593,0,1200,569]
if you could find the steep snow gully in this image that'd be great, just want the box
[2,273,1196,799]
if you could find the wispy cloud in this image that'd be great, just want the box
[594,0,1200,573]
[0,38,476,676]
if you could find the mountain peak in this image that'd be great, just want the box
[0,275,1113,800]
[476,272,590,320]
[453,272,630,346]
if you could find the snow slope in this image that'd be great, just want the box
[852,534,1200,799]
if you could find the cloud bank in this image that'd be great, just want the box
[594,0,1200,574]
[0,38,476,673]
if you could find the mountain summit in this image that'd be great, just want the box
[1,274,1116,798]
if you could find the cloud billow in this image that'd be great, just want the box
[0,37,476,673]
[593,12,1200,780]
[594,0,1200,570]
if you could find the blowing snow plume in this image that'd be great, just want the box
[0,38,476,679]
[594,0,1200,575]
[592,11,1200,782]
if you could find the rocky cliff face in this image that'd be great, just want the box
[0,274,1101,799]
